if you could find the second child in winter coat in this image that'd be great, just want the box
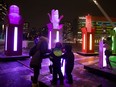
[49,42,64,85]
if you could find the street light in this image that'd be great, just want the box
[92,0,115,28]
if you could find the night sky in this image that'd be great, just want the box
[4,0,116,29]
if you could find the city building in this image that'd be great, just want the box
[0,0,7,39]
[62,21,73,43]
[77,16,116,44]
[62,20,78,43]
[23,22,30,40]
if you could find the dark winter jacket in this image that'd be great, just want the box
[30,36,48,68]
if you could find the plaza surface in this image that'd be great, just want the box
[0,51,116,87]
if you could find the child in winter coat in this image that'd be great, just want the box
[49,42,64,85]
[63,43,74,84]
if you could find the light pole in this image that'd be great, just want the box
[92,0,115,28]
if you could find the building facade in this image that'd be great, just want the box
[23,22,30,40]
[62,20,78,43]
[0,0,7,39]
[78,16,116,43]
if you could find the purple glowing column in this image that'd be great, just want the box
[99,38,107,68]
[5,5,23,56]
[49,31,52,49]
[14,27,18,51]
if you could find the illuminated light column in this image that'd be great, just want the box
[48,31,52,49]
[110,28,116,54]
[61,59,65,76]
[14,27,18,51]
[103,47,107,67]
[83,34,86,50]
[89,34,92,50]
[5,26,8,51]
[4,5,23,56]
[56,31,59,42]
[81,14,95,53]
[112,36,114,51]
[99,39,107,68]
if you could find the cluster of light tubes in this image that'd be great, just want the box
[83,34,92,50]
[5,27,18,51]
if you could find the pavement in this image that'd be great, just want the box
[0,50,116,87]
[0,41,115,87]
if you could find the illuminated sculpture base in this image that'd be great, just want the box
[48,29,63,49]
[5,25,23,56]
[81,27,95,53]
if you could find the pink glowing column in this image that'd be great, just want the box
[4,5,23,56]
[81,14,95,53]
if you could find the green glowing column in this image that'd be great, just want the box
[110,30,116,54]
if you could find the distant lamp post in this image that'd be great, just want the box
[92,0,115,28]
